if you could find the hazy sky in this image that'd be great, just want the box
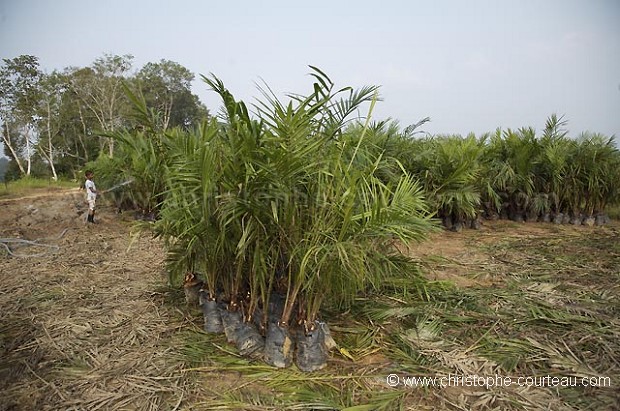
[1,0,619,137]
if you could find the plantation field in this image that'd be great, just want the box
[1,190,618,410]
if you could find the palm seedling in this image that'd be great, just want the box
[403,135,484,230]
[480,115,619,225]
[567,133,620,223]
[247,70,386,368]
[485,127,541,222]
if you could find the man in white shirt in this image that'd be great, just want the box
[85,170,98,224]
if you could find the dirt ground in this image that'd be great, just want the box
[0,189,187,410]
[1,189,618,410]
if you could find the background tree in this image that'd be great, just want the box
[135,59,208,130]
[0,55,42,177]
[67,54,133,157]
[1,54,214,180]
[36,70,69,180]
[54,70,102,178]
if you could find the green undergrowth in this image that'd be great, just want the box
[164,225,619,410]
[0,177,77,199]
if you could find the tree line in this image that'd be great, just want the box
[0,54,208,181]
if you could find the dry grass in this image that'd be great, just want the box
[0,177,77,200]
[1,192,619,410]
[0,191,189,410]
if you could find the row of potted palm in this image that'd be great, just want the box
[349,114,619,230]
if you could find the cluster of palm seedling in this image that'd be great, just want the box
[481,117,620,226]
[349,115,620,231]
[146,69,435,371]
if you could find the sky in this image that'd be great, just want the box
[1,0,619,138]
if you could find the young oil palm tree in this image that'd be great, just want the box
[486,128,540,222]
[241,69,386,368]
[568,133,620,222]
[401,135,485,230]
[533,114,571,221]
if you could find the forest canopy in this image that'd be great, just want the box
[0,54,208,181]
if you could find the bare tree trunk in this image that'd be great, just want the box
[108,136,114,157]
[24,125,32,176]
[45,101,58,181]
[77,104,89,162]
[162,96,173,131]
[2,122,26,175]
[106,85,118,158]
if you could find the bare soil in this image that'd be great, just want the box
[0,189,186,410]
